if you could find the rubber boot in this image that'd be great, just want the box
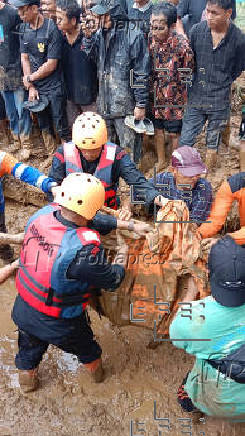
[83,358,105,383]
[240,139,245,172]
[205,149,217,172]
[18,367,39,393]
[19,134,32,162]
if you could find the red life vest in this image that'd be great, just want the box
[63,142,118,209]
[16,204,101,319]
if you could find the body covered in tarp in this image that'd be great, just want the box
[96,200,209,335]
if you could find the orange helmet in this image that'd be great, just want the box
[72,112,108,150]
[55,173,105,220]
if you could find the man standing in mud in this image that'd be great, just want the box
[89,0,150,163]
[11,173,126,392]
[10,0,70,159]
[0,0,32,160]
[178,0,245,171]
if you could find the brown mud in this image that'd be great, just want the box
[0,108,245,434]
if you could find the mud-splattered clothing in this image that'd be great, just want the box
[170,296,245,420]
[97,201,209,335]
[149,30,194,121]
[198,172,245,239]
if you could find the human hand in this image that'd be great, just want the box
[133,222,152,236]
[154,195,169,208]
[0,258,19,285]
[201,238,218,252]
[28,86,39,101]
[134,106,145,120]
[81,16,97,38]
[118,207,132,221]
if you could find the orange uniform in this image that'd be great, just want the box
[198,173,245,244]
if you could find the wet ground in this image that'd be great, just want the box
[1,276,245,436]
[1,110,245,434]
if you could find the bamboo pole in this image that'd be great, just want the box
[0,232,24,245]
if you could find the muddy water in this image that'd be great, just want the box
[1,274,245,435]
[1,118,245,435]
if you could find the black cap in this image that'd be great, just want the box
[208,235,245,307]
[10,0,40,7]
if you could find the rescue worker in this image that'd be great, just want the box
[198,172,245,247]
[170,236,245,420]
[48,112,167,214]
[12,173,126,393]
[0,150,57,262]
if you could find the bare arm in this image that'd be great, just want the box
[0,259,19,285]
[21,53,32,77]
[29,59,58,82]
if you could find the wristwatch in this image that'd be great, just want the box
[26,75,32,83]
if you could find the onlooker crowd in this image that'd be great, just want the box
[0,0,243,172]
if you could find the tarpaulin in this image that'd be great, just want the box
[96,201,209,335]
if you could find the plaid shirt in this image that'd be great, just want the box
[188,21,245,112]
[149,29,194,121]
[150,172,212,223]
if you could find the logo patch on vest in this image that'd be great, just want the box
[83,231,100,242]
[106,146,116,161]
[65,143,76,158]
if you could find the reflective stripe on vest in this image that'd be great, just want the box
[63,142,118,209]
[16,204,101,318]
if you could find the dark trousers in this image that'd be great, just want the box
[14,311,102,370]
[37,86,70,141]
[179,106,230,150]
